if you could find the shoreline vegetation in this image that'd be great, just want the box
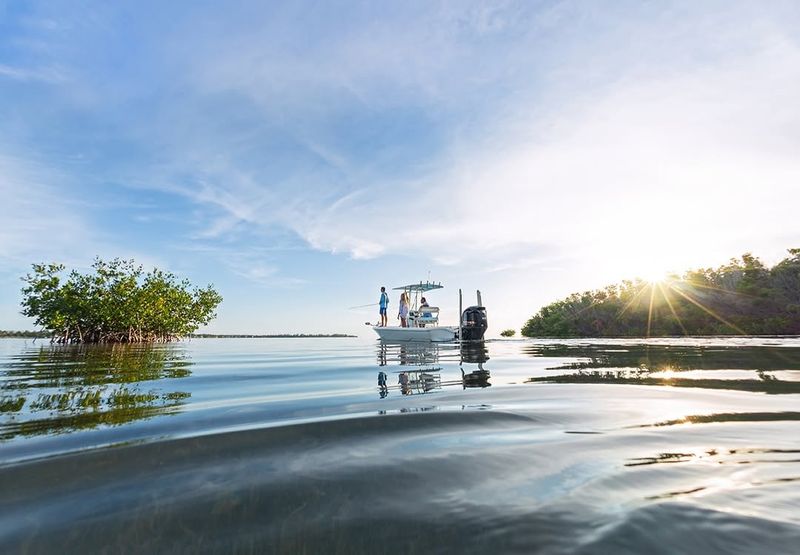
[20,258,222,344]
[522,249,800,338]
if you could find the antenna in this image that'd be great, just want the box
[459,288,463,342]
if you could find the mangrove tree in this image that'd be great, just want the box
[522,249,800,337]
[20,258,222,343]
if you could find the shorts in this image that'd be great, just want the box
[379,307,387,315]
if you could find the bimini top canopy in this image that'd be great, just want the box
[393,281,444,292]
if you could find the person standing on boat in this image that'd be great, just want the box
[379,286,389,327]
[398,292,409,327]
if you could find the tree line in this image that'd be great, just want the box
[522,249,800,337]
[20,258,222,343]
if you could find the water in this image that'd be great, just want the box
[2,336,800,553]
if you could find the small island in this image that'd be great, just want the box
[20,258,222,344]
[14,258,357,343]
[522,249,800,337]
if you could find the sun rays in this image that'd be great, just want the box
[524,251,800,338]
[616,275,749,337]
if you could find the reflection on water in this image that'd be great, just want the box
[524,340,800,393]
[526,369,800,393]
[628,446,800,468]
[636,411,800,428]
[375,340,491,397]
[1,343,192,440]
[460,342,491,388]
[524,341,800,372]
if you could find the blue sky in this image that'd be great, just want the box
[2,1,800,335]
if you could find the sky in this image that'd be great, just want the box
[1,0,800,335]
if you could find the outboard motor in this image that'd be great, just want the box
[460,306,488,341]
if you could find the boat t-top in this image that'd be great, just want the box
[371,281,488,342]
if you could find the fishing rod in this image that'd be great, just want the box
[348,302,380,310]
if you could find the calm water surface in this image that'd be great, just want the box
[2,336,800,553]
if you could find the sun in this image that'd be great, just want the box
[639,268,672,285]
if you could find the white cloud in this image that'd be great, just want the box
[0,153,93,268]
[0,63,66,83]
[278,28,800,281]
[0,152,170,280]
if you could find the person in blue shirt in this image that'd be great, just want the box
[379,286,389,326]
[418,296,432,328]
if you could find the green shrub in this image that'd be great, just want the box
[21,258,222,343]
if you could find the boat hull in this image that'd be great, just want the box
[372,326,457,342]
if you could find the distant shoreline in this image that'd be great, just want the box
[0,331,49,338]
[0,331,357,339]
[188,333,357,338]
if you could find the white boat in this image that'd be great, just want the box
[371,281,459,342]
[373,325,458,342]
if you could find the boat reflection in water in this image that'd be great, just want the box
[375,340,491,397]
[459,341,491,388]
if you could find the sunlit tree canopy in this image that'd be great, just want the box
[523,249,800,337]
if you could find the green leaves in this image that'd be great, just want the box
[522,249,800,338]
[20,258,222,343]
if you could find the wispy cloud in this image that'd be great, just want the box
[175,243,307,288]
[176,24,796,282]
[0,153,93,268]
[119,1,800,280]
[0,63,66,83]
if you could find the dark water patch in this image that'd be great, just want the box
[636,411,800,428]
[573,503,800,555]
[626,452,697,466]
[3,406,799,553]
[646,486,708,500]
[526,370,800,394]
[1,410,545,552]
[624,448,800,468]
[524,341,800,373]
